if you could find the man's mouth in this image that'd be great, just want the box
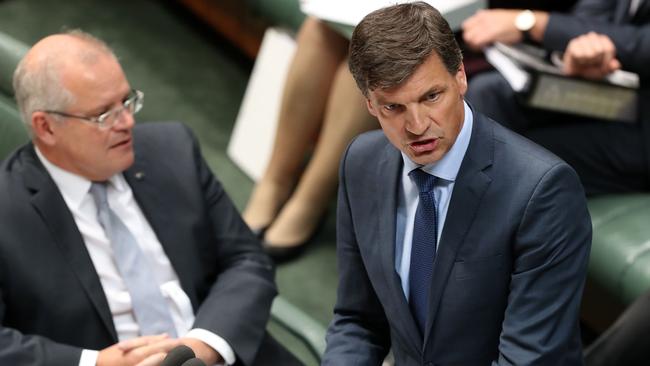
[110,137,132,149]
[408,138,438,154]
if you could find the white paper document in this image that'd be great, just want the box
[300,0,485,30]
[484,45,530,92]
[227,28,297,181]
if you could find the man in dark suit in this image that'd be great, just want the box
[462,0,650,195]
[322,3,592,365]
[0,31,299,366]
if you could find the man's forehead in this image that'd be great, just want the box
[369,79,445,105]
[367,53,453,102]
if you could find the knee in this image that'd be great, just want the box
[465,71,521,126]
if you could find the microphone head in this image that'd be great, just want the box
[181,358,207,366]
[161,345,195,366]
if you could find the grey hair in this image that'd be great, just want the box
[12,29,117,127]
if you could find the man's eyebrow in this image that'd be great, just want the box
[91,89,132,114]
[375,96,395,105]
[418,86,445,102]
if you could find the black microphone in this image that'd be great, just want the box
[161,345,195,366]
[181,358,207,366]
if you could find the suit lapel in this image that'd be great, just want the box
[615,0,632,23]
[22,146,117,341]
[423,113,493,345]
[124,142,198,308]
[376,142,423,355]
[632,0,650,23]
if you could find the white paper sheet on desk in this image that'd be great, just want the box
[300,0,483,29]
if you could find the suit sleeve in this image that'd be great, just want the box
[322,139,391,365]
[495,163,591,365]
[0,283,83,365]
[544,6,650,78]
[183,125,277,366]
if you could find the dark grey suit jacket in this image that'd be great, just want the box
[0,122,297,366]
[323,111,592,365]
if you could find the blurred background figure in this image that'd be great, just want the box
[463,0,650,195]
[461,0,578,78]
[242,16,376,261]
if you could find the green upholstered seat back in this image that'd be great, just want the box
[0,31,28,96]
[588,194,650,304]
[0,32,29,159]
[0,94,27,159]
[247,0,305,31]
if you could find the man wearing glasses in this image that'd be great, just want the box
[0,31,299,366]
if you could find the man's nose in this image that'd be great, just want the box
[405,107,428,135]
[113,108,135,130]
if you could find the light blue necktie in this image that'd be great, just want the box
[408,168,438,336]
[90,182,177,337]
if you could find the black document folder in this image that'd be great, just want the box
[485,42,639,123]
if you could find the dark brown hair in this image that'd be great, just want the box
[349,1,463,97]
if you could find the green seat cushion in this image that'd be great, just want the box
[588,194,650,304]
[0,31,28,96]
[247,0,305,31]
[0,94,28,160]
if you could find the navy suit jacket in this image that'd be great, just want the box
[0,122,295,366]
[323,111,592,365]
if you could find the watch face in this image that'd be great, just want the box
[515,10,536,32]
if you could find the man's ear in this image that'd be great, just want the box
[366,98,378,117]
[456,63,468,96]
[31,111,57,146]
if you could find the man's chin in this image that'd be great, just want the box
[407,150,441,166]
[112,153,135,174]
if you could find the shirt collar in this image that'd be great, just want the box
[34,146,127,210]
[401,100,473,182]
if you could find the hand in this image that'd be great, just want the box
[97,334,182,366]
[562,32,621,79]
[462,9,524,50]
[181,337,223,365]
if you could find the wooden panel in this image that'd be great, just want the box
[178,0,267,58]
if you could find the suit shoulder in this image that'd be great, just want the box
[345,130,392,161]
[489,117,567,172]
[478,115,583,195]
[132,121,198,154]
[0,143,32,181]
[133,121,193,141]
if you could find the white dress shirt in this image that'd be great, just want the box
[630,0,643,16]
[35,147,235,366]
[395,101,473,298]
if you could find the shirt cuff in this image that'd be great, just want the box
[185,328,236,366]
[79,349,98,366]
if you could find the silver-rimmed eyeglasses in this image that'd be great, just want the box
[43,89,143,129]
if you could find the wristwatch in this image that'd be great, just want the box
[515,9,536,42]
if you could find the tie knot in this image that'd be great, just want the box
[409,168,436,193]
[89,182,109,208]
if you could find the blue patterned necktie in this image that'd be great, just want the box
[89,182,177,337]
[408,168,438,336]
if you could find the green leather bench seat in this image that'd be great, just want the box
[0,32,27,96]
[246,0,305,32]
[588,194,650,304]
[0,94,27,158]
[0,32,29,158]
